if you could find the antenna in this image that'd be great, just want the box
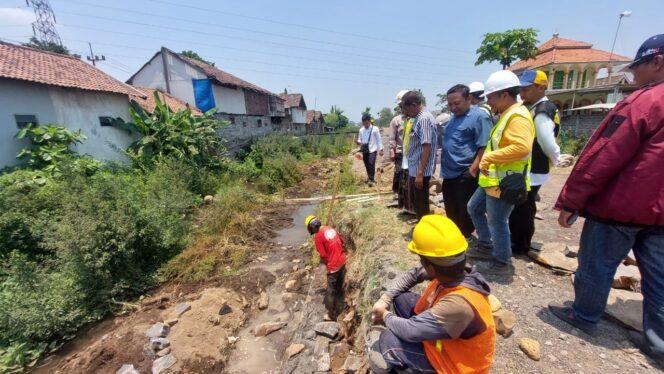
[26,0,62,45]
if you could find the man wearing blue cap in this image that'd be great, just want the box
[509,70,560,255]
[550,34,664,365]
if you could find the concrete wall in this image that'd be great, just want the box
[291,108,306,124]
[213,85,246,114]
[0,79,134,168]
[215,113,276,155]
[562,113,607,136]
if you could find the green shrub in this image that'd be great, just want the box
[559,130,589,156]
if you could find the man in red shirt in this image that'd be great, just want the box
[549,34,664,365]
[306,215,346,320]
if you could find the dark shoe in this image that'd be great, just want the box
[466,245,494,261]
[548,304,598,336]
[629,331,664,366]
[476,260,514,276]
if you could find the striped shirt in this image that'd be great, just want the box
[408,109,438,177]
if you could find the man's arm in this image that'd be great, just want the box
[469,148,485,177]
[534,113,560,166]
[376,126,384,152]
[357,128,362,144]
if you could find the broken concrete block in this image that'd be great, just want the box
[116,364,139,374]
[528,242,577,274]
[605,288,643,332]
[314,321,340,340]
[314,336,330,356]
[145,323,170,338]
[253,322,287,337]
[564,245,578,258]
[519,338,541,361]
[150,338,170,351]
[285,279,299,292]
[156,347,171,357]
[164,318,178,326]
[143,345,156,360]
[493,309,516,337]
[287,343,305,358]
[343,355,363,373]
[488,294,502,313]
[258,292,269,310]
[152,353,176,374]
[612,264,641,291]
[174,303,191,317]
[317,353,331,372]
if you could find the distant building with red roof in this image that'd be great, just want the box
[510,34,637,135]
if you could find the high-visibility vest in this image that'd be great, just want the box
[478,104,535,189]
[414,280,496,374]
[478,103,493,123]
[401,118,414,170]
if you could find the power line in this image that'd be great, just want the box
[55,9,476,69]
[74,0,473,55]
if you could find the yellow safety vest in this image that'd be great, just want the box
[478,104,535,190]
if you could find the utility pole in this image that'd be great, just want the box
[86,42,106,66]
[26,0,62,45]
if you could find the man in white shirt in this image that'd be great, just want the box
[357,113,383,186]
[509,70,561,254]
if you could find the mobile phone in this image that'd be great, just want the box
[566,211,579,225]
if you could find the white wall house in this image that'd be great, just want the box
[0,42,142,169]
[127,47,286,153]
[278,93,308,135]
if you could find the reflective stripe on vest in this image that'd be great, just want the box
[413,280,496,374]
[478,104,535,189]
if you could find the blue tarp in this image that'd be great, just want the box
[192,79,216,112]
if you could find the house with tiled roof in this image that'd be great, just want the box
[278,92,307,134]
[305,110,325,134]
[509,34,636,135]
[127,48,286,152]
[0,41,142,168]
[129,87,203,116]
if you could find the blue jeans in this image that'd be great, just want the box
[379,293,435,373]
[467,187,515,265]
[573,219,664,356]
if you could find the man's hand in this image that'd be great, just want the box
[480,168,489,176]
[415,173,424,190]
[558,210,574,228]
[468,166,478,178]
[371,300,389,324]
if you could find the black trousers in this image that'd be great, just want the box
[409,176,431,221]
[392,153,403,193]
[442,172,478,238]
[325,265,345,318]
[362,151,377,182]
[509,184,541,254]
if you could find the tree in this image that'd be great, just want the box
[435,93,448,112]
[23,37,80,58]
[180,50,215,66]
[375,107,394,128]
[324,105,350,129]
[475,28,539,69]
[361,107,372,119]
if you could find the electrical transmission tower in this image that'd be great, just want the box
[26,0,62,45]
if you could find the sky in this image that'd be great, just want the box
[0,0,661,120]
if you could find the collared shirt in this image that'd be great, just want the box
[529,96,561,186]
[408,109,438,177]
[441,106,492,179]
[357,125,383,153]
[388,114,405,154]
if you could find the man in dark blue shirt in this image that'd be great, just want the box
[441,84,492,239]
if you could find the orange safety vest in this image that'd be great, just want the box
[414,280,496,374]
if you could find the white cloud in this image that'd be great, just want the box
[0,8,36,25]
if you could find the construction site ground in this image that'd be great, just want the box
[29,147,661,374]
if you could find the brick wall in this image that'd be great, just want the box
[215,113,306,156]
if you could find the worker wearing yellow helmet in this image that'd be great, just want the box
[305,215,346,321]
[370,215,496,373]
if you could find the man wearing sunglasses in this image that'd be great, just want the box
[550,34,664,366]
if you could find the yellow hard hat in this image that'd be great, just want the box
[407,215,467,258]
[305,215,317,229]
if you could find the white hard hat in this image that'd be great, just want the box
[482,70,521,97]
[468,81,484,94]
[395,90,409,104]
